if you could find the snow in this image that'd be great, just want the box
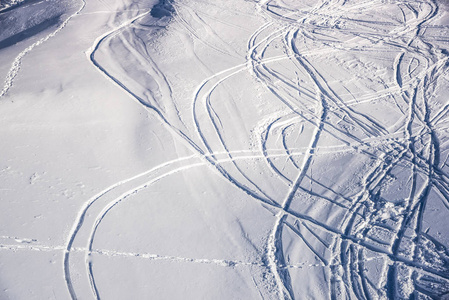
[1,0,449,299]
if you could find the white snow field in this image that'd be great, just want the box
[1,0,449,298]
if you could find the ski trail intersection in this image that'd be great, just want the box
[1,0,449,299]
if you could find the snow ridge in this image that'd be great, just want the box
[0,0,86,98]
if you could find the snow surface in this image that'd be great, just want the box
[1,0,449,299]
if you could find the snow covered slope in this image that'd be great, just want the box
[1,0,449,299]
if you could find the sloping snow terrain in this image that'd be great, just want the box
[1,0,449,299]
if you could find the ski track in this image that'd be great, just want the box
[4,0,449,298]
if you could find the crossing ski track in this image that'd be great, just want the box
[57,1,448,299]
[66,1,448,299]
[2,0,449,298]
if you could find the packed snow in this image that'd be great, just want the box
[1,0,449,299]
